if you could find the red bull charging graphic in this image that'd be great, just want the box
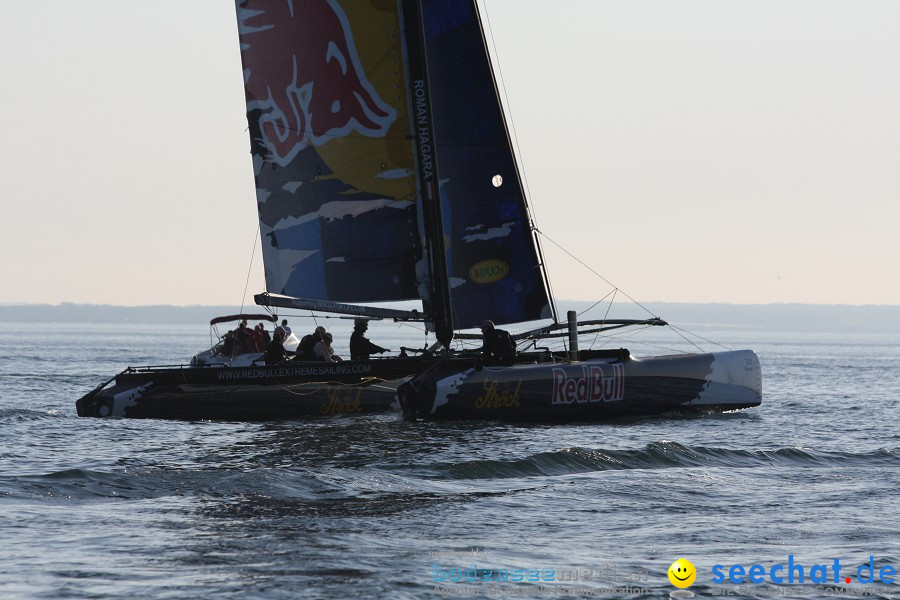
[236,0,421,303]
[239,0,397,165]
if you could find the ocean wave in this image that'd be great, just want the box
[0,408,57,422]
[423,442,899,480]
[0,467,178,502]
[0,464,413,505]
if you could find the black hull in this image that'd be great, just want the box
[76,358,433,420]
[77,349,761,422]
[401,350,762,422]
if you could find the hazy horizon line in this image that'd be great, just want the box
[3,300,900,309]
[3,301,900,334]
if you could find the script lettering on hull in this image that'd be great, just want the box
[320,387,363,415]
[475,380,522,409]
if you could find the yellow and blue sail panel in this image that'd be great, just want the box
[236,0,420,303]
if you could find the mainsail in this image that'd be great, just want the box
[237,0,421,303]
[235,0,553,341]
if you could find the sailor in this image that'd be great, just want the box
[479,320,516,366]
[235,321,254,354]
[220,330,236,356]
[279,319,292,337]
[250,323,265,352]
[313,332,342,363]
[264,330,287,365]
[297,326,326,359]
[257,323,272,346]
[350,319,389,360]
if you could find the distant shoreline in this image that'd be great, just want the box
[2,302,899,333]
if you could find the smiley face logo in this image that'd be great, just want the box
[668,558,696,588]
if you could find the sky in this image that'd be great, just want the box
[1,0,898,308]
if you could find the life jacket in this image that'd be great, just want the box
[496,329,516,357]
[298,334,319,355]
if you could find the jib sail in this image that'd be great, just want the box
[415,0,553,329]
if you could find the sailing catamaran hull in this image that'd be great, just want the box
[77,380,401,421]
[401,350,762,422]
[77,349,761,422]
[76,359,430,421]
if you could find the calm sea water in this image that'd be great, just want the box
[1,320,898,599]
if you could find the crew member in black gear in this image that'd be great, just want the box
[296,326,326,360]
[479,320,516,366]
[264,330,287,365]
[350,319,389,360]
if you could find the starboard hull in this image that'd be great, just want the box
[400,350,762,422]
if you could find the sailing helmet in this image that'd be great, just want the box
[354,318,368,328]
[481,320,495,330]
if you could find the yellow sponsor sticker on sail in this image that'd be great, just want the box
[469,260,509,284]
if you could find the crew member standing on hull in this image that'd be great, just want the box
[350,319,389,360]
[480,320,516,366]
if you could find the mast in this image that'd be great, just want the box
[400,0,454,348]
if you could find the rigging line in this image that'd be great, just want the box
[590,326,620,350]
[589,289,619,348]
[589,323,658,349]
[481,0,559,323]
[577,290,617,318]
[653,322,705,353]
[241,225,261,316]
[601,332,697,356]
[535,228,662,319]
[226,224,263,361]
[480,0,537,223]
[667,324,732,352]
[603,288,617,323]
[273,377,390,397]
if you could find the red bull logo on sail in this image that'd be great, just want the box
[238,0,397,165]
[551,364,624,404]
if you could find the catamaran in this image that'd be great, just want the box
[76,0,761,421]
